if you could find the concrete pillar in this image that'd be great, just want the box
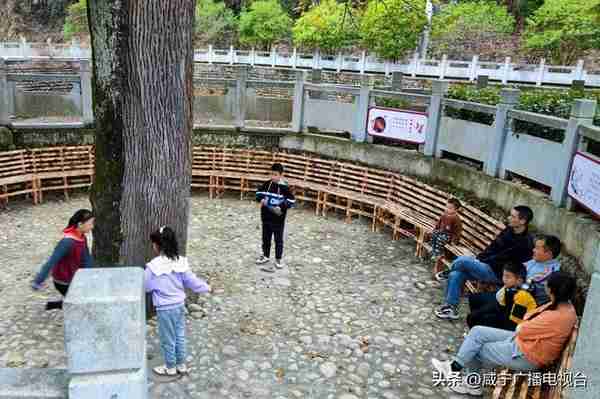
[352,75,372,143]
[476,75,489,89]
[536,58,545,86]
[484,88,519,177]
[311,69,323,100]
[423,80,448,156]
[551,99,597,206]
[567,255,600,399]
[291,71,306,133]
[79,60,94,125]
[0,59,9,126]
[392,72,403,91]
[469,55,479,81]
[234,66,248,128]
[64,267,147,399]
[7,80,16,117]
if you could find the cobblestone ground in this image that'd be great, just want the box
[0,194,476,399]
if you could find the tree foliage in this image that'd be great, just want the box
[292,0,358,51]
[238,0,292,49]
[523,0,600,65]
[359,0,427,60]
[63,0,88,41]
[195,0,237,46]
[431,1,515,58]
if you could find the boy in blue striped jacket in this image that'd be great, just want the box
[255,163,295,272]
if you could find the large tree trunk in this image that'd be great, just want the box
[88,0,195,267]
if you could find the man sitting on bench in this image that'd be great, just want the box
[435,205,534,320]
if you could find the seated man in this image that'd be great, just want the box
[467,262,537,331]
[525,235,561,306]
[435,205,534,320]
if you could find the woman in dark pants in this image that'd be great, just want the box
[31,209,94,310]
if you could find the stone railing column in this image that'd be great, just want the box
[423,80,448,156]
[234,66,248,129]
[551,99,597,206]
[64,267,147,398]
[352,75,371,143]
[484,88,519,177]
[391,72,403,91]
[79,60,94,125]
[0,59,9,126]
[291,70,306,133]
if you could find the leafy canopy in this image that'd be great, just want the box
[239,0,292,49]
[524,0,600,64]
[292,0,358,51]
[359,0,427,60]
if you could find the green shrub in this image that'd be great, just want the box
[292,0,358,52]
[63,0,88,41]
[239,0,292,49]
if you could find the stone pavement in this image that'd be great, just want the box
[0,195,474,398]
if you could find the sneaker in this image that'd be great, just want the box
[176,364,189,374]
[435,304,459,320]
[153,365,177,376]
[450,375,483,396]
[256,255,269,265]
[435,269,450,282]
[431,358,456,381]
[260,264,275,273]
[274,259,284,269]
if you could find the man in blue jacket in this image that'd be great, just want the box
[255,163,295,272]
[435,205,534,320]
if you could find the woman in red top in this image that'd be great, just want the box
[31,209,94,310]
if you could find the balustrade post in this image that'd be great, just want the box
[392,72,403,91]
[536,58,545,86]
[485,88,519,177]
[79,60,94,125]
[360,51,366,75]
[208,44,213,64]
[291,71,306,133]
[229,45,235,65]
[292,47,297,69]
[469,55,478,81]
[352,75,372,143]
[0,59,9,126]
[423,80,448,156]
[502,57,511,84]
[439,54,447,79]
[551,99,597,207]
[234,66,248,129]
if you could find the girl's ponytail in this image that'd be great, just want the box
[150,226,179,260]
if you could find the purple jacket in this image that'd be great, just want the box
[144,255,210,311]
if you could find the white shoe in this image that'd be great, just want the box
[274,259,284,269]
[153,365,177,376]
[256,255,269,265]
[450,375,483,396]
[431,358,454,381]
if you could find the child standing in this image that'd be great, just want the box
[145,226,212,376]
[429,198,462,263]
[467,262,537,331]
[31,209,95,310]
[255,163,296,272]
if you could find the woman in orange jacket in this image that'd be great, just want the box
[431,271,577,396]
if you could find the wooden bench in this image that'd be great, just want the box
[30,146,95,203]
[492,324,578,399]
[0,149,38,207]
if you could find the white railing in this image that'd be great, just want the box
[1,41,599,87]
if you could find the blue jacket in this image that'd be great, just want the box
[256,179,295,223]
[524,258,561,305]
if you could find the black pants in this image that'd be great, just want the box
[467,292,514,331]
[262,221,285,260]
[46,281,69,310]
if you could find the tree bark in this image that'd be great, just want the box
[88,0,194,267]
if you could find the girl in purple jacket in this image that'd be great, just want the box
[145,226,212,376]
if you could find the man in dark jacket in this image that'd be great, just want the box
[435,205,534,320]
[255,163,295,272]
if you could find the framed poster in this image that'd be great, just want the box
[567,152,600,216]
[366,107,428,144]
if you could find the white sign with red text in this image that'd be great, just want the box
[366,107,428,144]
[568,152,600,216]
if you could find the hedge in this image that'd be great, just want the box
[445,85,600,143]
